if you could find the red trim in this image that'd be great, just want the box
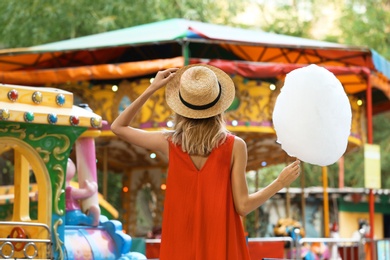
[189,58,370,77]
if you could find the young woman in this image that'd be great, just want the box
[111,64,301,259]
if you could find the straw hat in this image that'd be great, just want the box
[166,64,235,119]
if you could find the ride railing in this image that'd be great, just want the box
[250,235,390,260]
[143,236,389,259]
[0,221,52,259]
[364,238,390,260]
[296,237,363,260]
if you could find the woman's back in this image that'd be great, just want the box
[160,134,251,260]
[111,64,300,259]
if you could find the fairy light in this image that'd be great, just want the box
[167,121,174,127]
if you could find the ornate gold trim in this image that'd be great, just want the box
[53,164,65,216]
[53,218,64,260]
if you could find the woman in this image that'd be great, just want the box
[111,64,301,259]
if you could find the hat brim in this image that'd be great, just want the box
[166,64,235,119]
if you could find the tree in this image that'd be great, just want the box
[253,0,314,37]
[373,113,390,188]
[254,0,390,60]
[0,0,245,48]
[337,0,390,59]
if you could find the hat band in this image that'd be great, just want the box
[179,82,222,110]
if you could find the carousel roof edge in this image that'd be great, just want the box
[0,83,74,108]
[0,83,102,128]
[0,102,102,128]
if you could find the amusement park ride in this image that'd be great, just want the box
[0,84,145,259]
[0,18,389,260]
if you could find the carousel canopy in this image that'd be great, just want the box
[0,19,389,171]
[1,18,355,53]
[0,18,389,106]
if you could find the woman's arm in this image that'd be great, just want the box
[111,68,178,155]
[231,136,301,216]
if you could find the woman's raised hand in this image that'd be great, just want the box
[149,68,179,91]
[276,159,301,187]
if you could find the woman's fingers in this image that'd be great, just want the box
[287,160,301,178]
[161,68,179,78]
[287,160,300,172]
[151,68,179,89]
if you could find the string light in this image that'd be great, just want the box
[167,121,174,127]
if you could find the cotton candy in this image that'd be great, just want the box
[272,64,352,166]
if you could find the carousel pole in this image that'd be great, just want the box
[366,71,375,260]
[322,166,329,238]
[103,146,108,199]
[181,40,190,66]
[285,157,291,218]
[338,157,344,189]
[300,163,306,232]
[255,169,260,236]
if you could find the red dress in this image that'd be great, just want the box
[160,134,251,260]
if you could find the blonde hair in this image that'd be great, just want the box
[165,113,228,156]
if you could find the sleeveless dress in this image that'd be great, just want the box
[159,134,251,260]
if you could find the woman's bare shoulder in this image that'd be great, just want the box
[232,135,246,147]
[232,135,247,157]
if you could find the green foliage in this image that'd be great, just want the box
[341,113,390,189]
[245,209,257,237]
[253,162,333,188]
[373,113,390,188]
[0,0,155,47]
[337,0,390,59]
[0,158,15,185]
[343,149,364,187]
[97,169,124,221]
[257,4,313,37]
[0,0,245,48]
[255,0,390,59]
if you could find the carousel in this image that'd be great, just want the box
[0,84,147,259]
[0,19,389,251]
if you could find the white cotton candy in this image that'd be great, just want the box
[272,64,352,166]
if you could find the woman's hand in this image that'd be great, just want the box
[149,67,179,92]
[276,159,301,187]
